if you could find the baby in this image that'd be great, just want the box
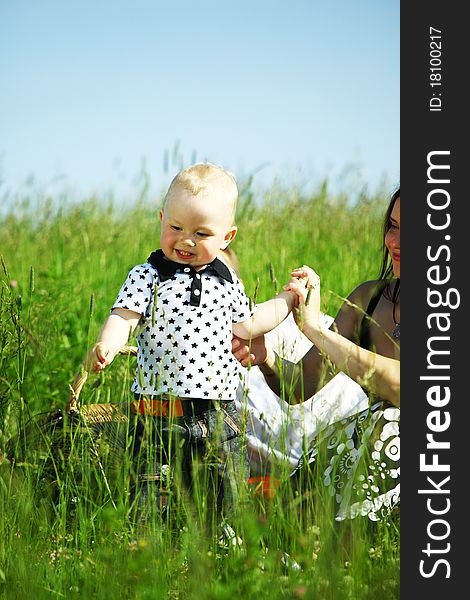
[88,163,296,403]
[86,163,296,523]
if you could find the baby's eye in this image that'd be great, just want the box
[196,232,210,238]
[171,225,182,231]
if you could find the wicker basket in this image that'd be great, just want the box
[6,345,138,477]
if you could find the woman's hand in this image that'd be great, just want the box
[231,334,270,368]
[284,265,322,334]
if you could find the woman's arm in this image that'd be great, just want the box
[231,278,366,401]
[233,274,400,406]
[287,266,400,406]
[297,325,400,406]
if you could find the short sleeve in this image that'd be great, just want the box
[112,264,155,316]
[230,273,253,323]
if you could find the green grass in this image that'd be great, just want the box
[0,180,398,599]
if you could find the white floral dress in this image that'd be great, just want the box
[318,401,400,521]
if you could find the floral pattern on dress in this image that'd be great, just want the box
[301,402,400,521]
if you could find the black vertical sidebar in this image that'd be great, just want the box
[401,2,466,596]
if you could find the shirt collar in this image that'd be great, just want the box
[147,249,233,283]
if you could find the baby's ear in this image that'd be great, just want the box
[221,226,237,249]
[159,210,164,222]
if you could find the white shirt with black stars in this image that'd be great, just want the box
[113,249,252,400]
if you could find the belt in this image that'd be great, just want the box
[131,395,226,418]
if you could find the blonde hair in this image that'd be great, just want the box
[164,162,238,220]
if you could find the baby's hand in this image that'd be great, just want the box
[284,265,321,331]
[85,342,114,373]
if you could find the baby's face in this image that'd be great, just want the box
[159,187,237,271]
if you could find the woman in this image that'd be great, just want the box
[233,187,400,520]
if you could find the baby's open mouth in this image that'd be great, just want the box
[176,249,194,259]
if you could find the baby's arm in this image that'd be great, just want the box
[86,307,141,373]
[232,290,297,339]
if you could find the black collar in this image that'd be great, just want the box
[147,249,233,283]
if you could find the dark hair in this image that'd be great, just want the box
[379,186,400,280]
[379,186,400,302]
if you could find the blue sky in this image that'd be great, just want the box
[0,0,399,204]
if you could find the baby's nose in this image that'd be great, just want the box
[182,235,196,246]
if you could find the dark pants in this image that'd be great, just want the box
[129,399,247,528]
